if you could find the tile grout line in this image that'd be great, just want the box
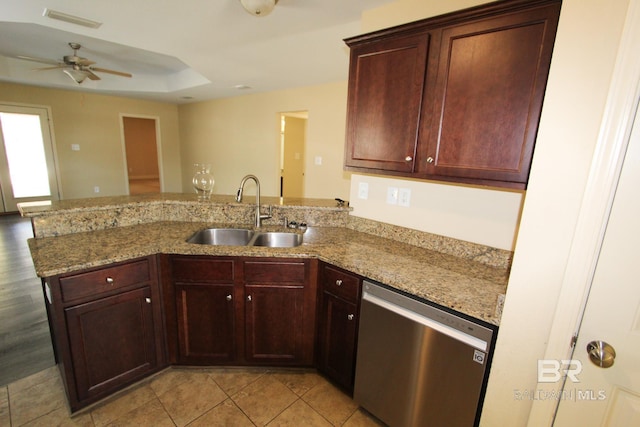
[147,378,178,427]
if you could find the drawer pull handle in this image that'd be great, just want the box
[247,295,252,302]
[347,314,355,321]
[145,298,151,304]
[405,156,413,162]
[335,279,343,286]
[426,156,434,164]
[226,294,232,301]
[105,277,114,285]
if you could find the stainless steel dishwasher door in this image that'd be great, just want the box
[354,281,495,427]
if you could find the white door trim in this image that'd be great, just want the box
[528,0,640,424]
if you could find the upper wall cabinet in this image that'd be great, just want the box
[343,0,561,189]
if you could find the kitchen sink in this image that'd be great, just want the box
[187,228,303,247]
[250,232,303,248]
[186,228,254,246]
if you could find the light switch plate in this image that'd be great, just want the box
[386,187,398,205]
[399,188,411,207]
[358,182,369,199]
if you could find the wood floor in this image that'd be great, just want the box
[0,214,54,386]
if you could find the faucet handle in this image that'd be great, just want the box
[260,205,272,220]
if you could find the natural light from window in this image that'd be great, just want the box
[0,112,51,198]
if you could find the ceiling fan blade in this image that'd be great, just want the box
[85,69,101,80]
[16,55,61,66]
[33,65,66,71]
[89,67,132,78]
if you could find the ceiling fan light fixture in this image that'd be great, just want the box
[239,0,278,17]
[63,68,89,84]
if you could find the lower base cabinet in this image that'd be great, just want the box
[46,256,166,412]
[316,263,363,393]
[45,254,362,412]
[175,282,236,363]
[165,256,317,367]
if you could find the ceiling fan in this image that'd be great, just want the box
[18,42,132,84]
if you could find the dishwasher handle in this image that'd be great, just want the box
[362,289,488,351]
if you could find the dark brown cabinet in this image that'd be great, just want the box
[316,263,362,393]
[165,256,317,367]
[169,257,236,364]
[344,0,561,189]
[344,33,431,173]
[244,259,316,365]
[46,257,165,412]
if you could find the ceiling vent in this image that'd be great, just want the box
[43,9,102,29]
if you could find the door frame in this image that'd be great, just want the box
[528,0,640,424]
[119,114,164,194]
[0,102,63,207]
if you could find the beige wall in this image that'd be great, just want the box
[177,82,351,199]
[359,0,633,425]
[0,82,182,199]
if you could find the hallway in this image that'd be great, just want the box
[0,214,55,386]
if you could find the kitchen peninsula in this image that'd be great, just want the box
[20,193,510,411]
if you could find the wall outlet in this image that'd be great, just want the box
[71,144,80,151]
[314,156,322,165]
[358,182,369,199]
[386,186,398,205]
[399,188,411,207]
[94,186,100,193]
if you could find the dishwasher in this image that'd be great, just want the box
[354,280,497,427]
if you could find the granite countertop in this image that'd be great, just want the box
[27,220,508,325]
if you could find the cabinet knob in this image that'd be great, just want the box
[226,294,232,301]
[105,277,114,285]
[347,314,355,321]
[247,295,252,302]
[145,297,151,304]
[405,156,413,162]
[426,156,434,164]
[335,279,343,286]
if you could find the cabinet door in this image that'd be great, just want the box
[65,287,156,401]
[345,33,430,172]
[244,284,306,364]
[317,292,359,392]
[175,283,235,364]
[420,3,560,185]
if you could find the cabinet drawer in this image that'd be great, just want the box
[59,259,152,303]
[171,257,235,283]
[322,265,360,303]
[244,260,306,283]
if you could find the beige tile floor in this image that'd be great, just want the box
[0,366,386,426]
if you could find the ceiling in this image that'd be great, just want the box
[0,0,393,104]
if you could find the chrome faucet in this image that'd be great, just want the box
[236,174,272,227]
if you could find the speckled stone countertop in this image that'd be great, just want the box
[21,194,510,325]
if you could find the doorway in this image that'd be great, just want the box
[122,116,162,195]
[0,105,60,212]
[280,112,307,198]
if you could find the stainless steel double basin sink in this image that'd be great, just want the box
[187,228,303,248]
